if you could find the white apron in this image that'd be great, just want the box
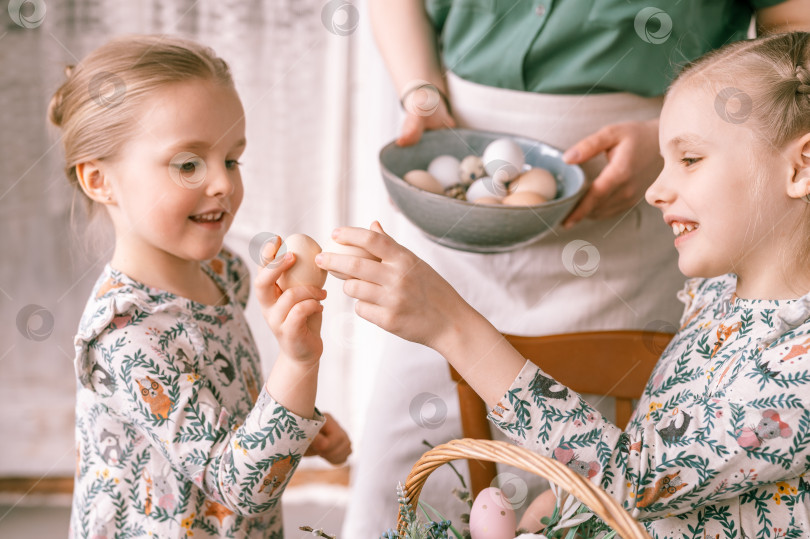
[342,74,685,538]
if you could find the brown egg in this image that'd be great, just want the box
[403,170,444,194]
[277,234,327,291]
[502,191,547,206]
[508,168,557,200]
[473,196,503,205]
[323,238,381,280]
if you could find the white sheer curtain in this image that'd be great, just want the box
[0,0,399,482]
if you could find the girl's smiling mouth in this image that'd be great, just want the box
[665,216,700,245]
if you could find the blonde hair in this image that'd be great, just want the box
[48,34,234,234]
[671,32,810,287]
[670,32,810,148]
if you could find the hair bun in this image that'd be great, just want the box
[48,65,76,127]
[797,65,810,95]
[48,88,65,127]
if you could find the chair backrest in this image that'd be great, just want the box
[448,330,675,498]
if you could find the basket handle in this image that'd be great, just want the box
[398,439,650,538]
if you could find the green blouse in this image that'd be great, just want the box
[427,0,786,96]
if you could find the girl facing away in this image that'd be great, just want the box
[316,32,810,536]
[53,35,350,538]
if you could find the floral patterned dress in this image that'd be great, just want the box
[491,274,810,538]
[70,246,324,539]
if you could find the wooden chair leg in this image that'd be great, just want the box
[454,376,498,496]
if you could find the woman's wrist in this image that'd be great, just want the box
[399,81,452,116]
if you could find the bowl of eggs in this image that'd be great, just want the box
[379,128,587,252]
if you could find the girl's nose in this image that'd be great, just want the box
[645,168,672,208]
[205,165,235,198]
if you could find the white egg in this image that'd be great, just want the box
[465,176,507,203]
[322,238,381,280]
[469,487,516,539]
[276,234,327,291]
[403,170,444,195]
[482,138,525,184]
[427,154,462,188]
[509,167,557,200]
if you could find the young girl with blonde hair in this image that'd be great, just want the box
[54,35,350,538]
[317,32,810,536]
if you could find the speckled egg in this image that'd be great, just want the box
[427,154,462,188]
[469,487,516,539]
[458,155,485,185]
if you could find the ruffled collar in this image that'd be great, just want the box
[714,274,810,349]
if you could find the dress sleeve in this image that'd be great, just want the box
[489,355,810,521]
[85,304,324,516]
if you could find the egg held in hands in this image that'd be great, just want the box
[322,238,381,280]
[276,234,327,291]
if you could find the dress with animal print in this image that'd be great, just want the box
[490,274,810,538]
[70,246,325,539]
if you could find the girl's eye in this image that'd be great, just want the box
[681,156,701,167]
[226,160,242,170]
[174,159,202,174]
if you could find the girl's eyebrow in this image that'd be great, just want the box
[168,138,247,152]
[667,134,705,149]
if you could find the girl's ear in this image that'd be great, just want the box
[76,161,115,204]
[786,132,810,201]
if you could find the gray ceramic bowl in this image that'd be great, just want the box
[379,128,587,253]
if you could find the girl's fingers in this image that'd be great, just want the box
[254,252,296,301]
[319,253,386,284]
[283,300,323,331]
[273,285,326,317]
[353,301,392,332]
[331,225,401,261]
[342,278,386,305]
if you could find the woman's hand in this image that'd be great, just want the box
[397,90,456,147]
[562,118,662,228]
[315,222,469,352]
[253,237,326,365]
[305,413,352,465]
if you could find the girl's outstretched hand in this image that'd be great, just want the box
[254,237,326,365]
[304,413,352,465]
[315,222,472,353]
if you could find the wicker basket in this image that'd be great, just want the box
[398,438,650,538]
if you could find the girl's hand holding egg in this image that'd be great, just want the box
[276,234,327,291]
[254,233,326,365]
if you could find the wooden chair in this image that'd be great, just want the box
[449,329,675,498]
